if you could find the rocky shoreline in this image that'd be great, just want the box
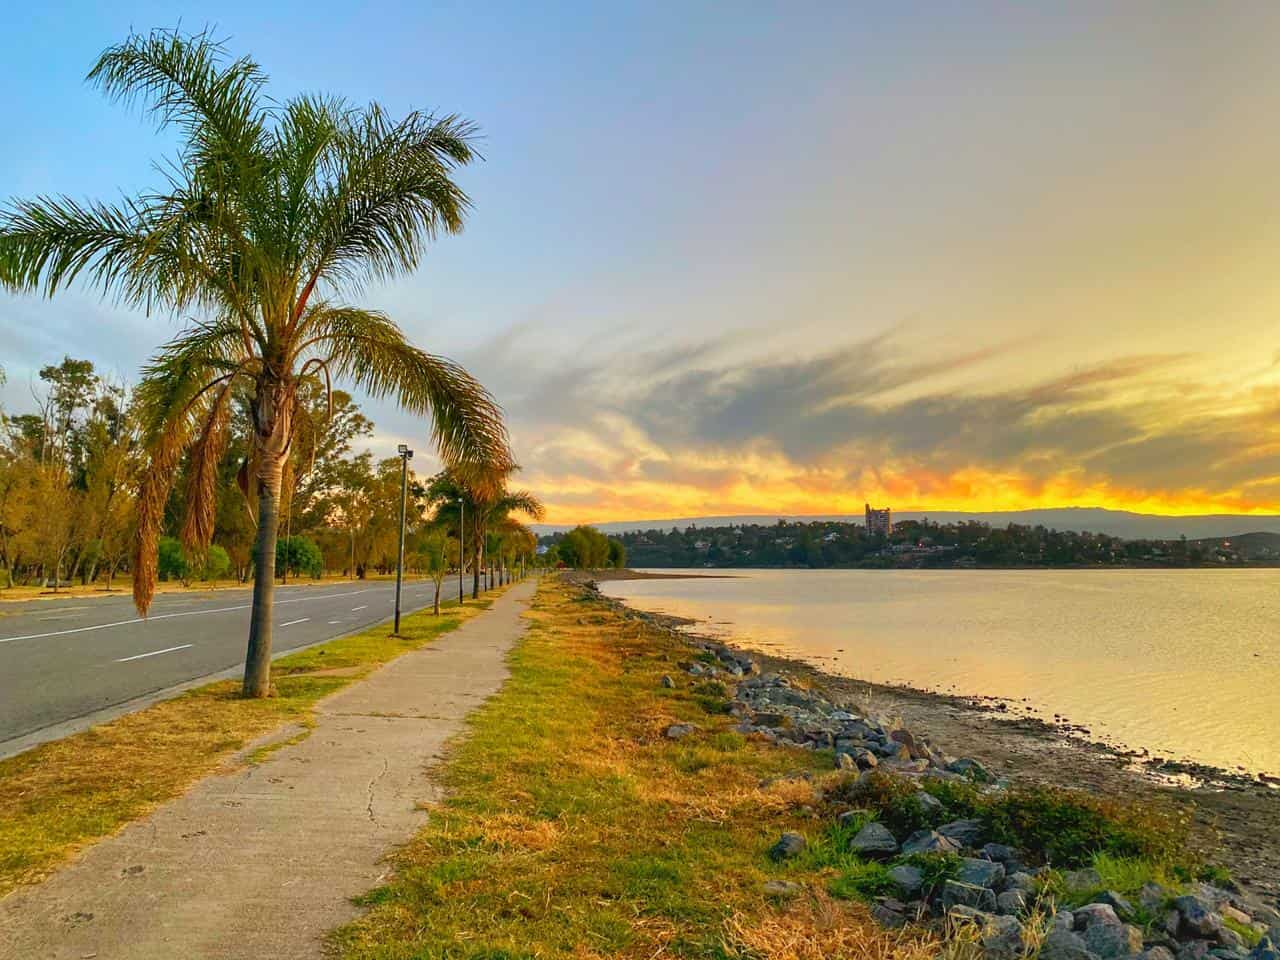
[578,576,1280,960]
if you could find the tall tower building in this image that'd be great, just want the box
[865,502,892,536]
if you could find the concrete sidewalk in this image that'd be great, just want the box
[0,581,535,960]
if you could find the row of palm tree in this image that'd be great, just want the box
[0,29,515,697]
[425,468,543,599]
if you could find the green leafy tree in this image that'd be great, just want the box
[276,535,323,579]
[559,525,611,570]
[157,535,188,582]
[0,30,510,696]
[607,537,626,569]
[201,543,231,581]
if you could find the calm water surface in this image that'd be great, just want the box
[601,569,1280,777]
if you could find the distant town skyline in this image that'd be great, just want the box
[5,4,1280,523]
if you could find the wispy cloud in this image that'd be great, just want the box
[461,329,1280,522]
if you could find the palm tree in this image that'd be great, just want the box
[0,30,510,696]
[426,469,543,599]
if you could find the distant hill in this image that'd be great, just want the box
[532,507,1280,541]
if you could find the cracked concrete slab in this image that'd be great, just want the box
[0,581,534,960]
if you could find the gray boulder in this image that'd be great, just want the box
[871,902,907,928]
[1006,871,1039,894]
[1176,895,1225,939]
[850,822,899,858]
[849,747,879,769]
[901,829,961,856]
[956,856,1005,889]
[1141,948,1177,960]
[768,832,806,862]
[947,757,994,782]
[996,889,1028,916]
[980,842,1018,863]
[938,818,984,848]
[835,752,857,771]
[1074,903,1122,930]
[1177,941,1215,960]
[1083,922,1143,959]
[915,790,944,816]
[660,675,675,689]
[664,723,698,740]
[1040,928,1100,960]
[982,914,1029,960]
[876,740,911,760]
[942,879,997,912]
[1052,910,1077,931]
[1096,890,1136,921]
[889,864,924,898]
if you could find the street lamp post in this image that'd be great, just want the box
[393,444,413,634]
[457,497,465,605]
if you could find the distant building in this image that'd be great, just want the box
[865,503,892,536]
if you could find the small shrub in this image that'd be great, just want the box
[921,779,983,819]
[982,785,1188,867]
[834,771,937,836]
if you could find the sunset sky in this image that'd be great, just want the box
[5,3,1280,523]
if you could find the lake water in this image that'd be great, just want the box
[601,569,1280,778]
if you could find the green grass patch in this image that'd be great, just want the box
[830,860,895,901]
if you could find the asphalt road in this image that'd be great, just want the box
[0,576,469,753]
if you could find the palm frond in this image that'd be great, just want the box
[300,108,479,294]
[304,306,511,471]
[180,380,233,554]
[88,28,269,165]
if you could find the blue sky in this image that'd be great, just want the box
[5,3,1280,520]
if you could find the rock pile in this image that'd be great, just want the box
[681,638,992,784]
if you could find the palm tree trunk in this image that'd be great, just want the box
[433,579,440,615]
[243,387,291,699]
[243,479,279,697]
[472,543,480,599]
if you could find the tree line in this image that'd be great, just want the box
[598,518,1259,568]
[0,355,546,596]
[538,525,626,569]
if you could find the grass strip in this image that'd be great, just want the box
[331,577,940,960]
[0,591,496,898]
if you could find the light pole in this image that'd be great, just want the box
[457,497,465,605]
[393,444,413,634]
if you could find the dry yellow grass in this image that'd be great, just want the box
[0,592,496,897]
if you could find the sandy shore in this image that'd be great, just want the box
[575,569,1280,906]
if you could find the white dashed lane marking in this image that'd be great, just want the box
[116,644,194,663]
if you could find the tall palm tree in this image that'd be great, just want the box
[426,469,543,599]
[0,30,510,696]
